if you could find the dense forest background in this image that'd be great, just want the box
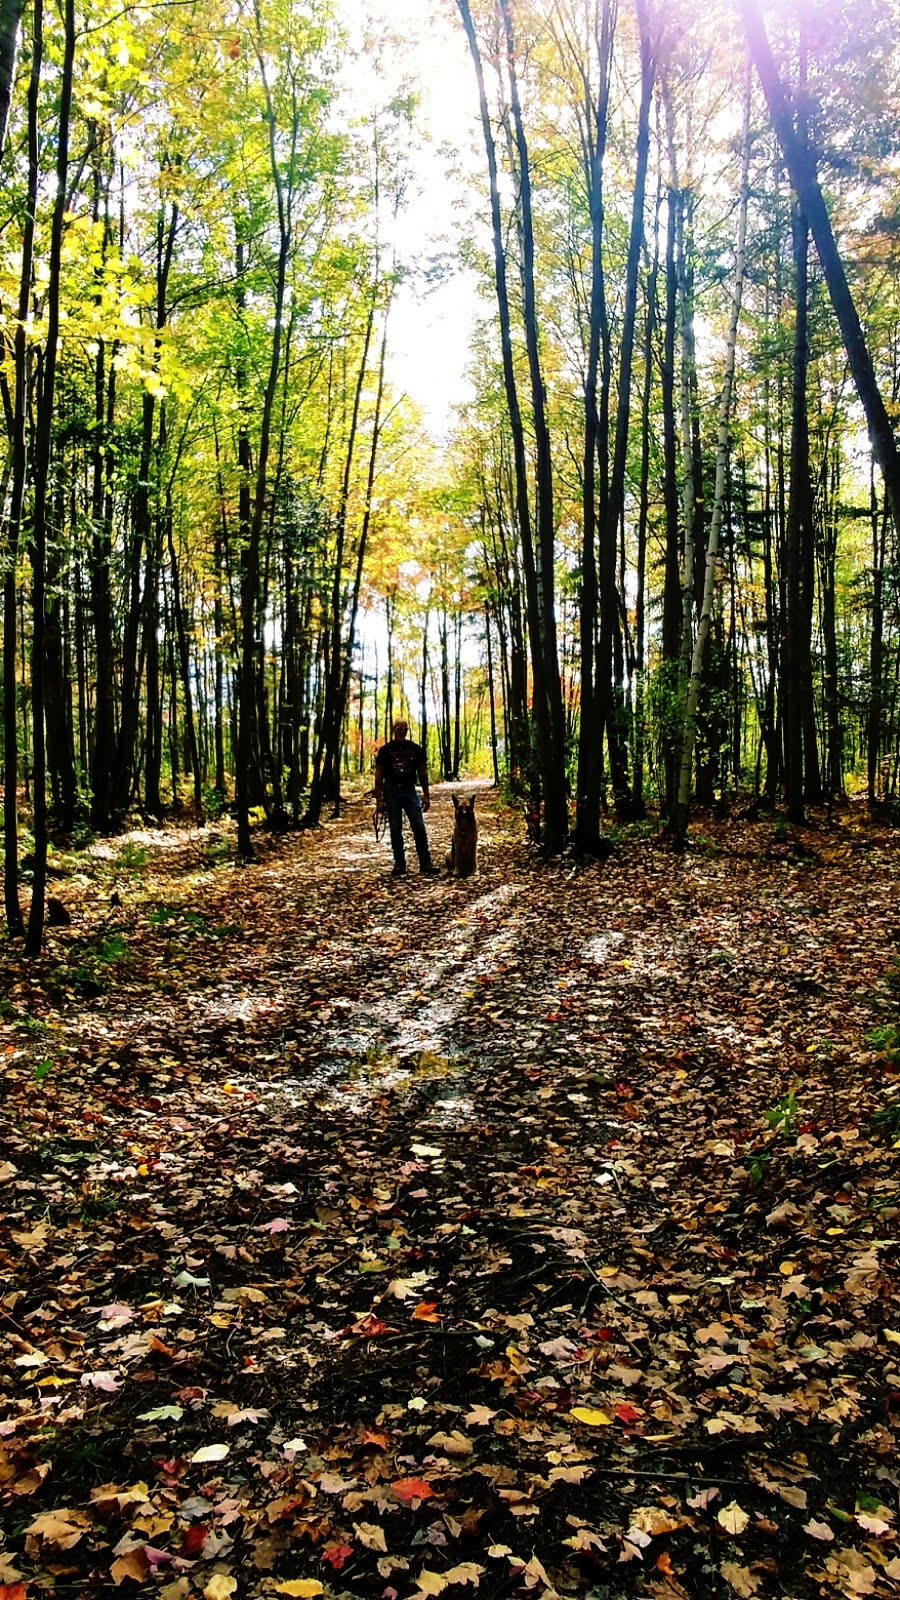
[0,0,899,947]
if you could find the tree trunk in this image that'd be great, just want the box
[302,288,376,828]
[596,0,653,819]
[44,466,77,826]
[88,151,119,831]
[456,0,558,844]
[572,0,613,853]
[2,0,40,938]
[867,480,887,811]
[0,0,25,161]
[26,0,75,954]
[741,0,900,543]
[499,0,568,851]
[485,602,500,786]
[671,71,751,845]
[660,166,682,811]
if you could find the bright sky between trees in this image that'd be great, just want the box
[335,0,485,437]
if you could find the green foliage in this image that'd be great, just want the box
[201,784,228,821]
[49,929,131,998]
[866,1023,900,1061]
[763,1085,802,1137]
[870,1098,900,1139]
[745,1150,772,1185]
[117,843,149,872]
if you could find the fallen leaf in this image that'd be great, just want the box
[25,1509,88,1550]
[464,1406,496,1427]
[80,1370,121,1392]
[190,1443,230,1464]
[112,1549,150,1585]
[204,1579,237,1600]
[803,1520,835,1542]
[717,1503,750,1535]
[354,1522,388,1553]
[392,1479,436,1503]
[444,1564,484,1588]
[719,1562,760,1596]
[321,1544,353,1570]
[569,1406,612,1427]
[426,1430,473,1458]
[414,1571,448,1597]
[11,1222,49,1250]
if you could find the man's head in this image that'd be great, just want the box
[392,720,409,741]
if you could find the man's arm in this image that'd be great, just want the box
[417,751,431,812]
[374,753,384,812]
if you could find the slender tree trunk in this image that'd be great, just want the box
[866,483,887,810]
[26,0,74,954]
[456,0,555,840]
[660,155,682,810]
[820,449,842,799]
[781,33,820,823]
[572,0,613,853]
[0,0,25,162]
[634,227,659,820]
[499,0,568,850]
[596,0,653,818]
[113,201,177,821]
[452,612,463,778]
[302,288,377,828]
[419,610,429,763]
[2,0,40,937]
[327,315,392,813]
[165,502,203,819]
[44,465,76,825]
[783,187,811,824]
[671,71,751,845]
[741,0,900,542]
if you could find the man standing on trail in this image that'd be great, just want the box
[374,719,439,878]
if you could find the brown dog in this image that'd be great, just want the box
[447,793,478,877]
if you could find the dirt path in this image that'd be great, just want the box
[2,791,899,1600]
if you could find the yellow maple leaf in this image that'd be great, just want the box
[570,1406,612,1427]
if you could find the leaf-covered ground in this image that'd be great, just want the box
[2,789,900,1600]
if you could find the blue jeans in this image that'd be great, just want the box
[383,787,432,870]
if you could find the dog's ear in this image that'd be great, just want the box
[469,792,477,809]
[452,795,460,809]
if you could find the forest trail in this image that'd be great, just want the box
[2,794,900,1600]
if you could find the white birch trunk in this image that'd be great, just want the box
[672,69,752,840]
[663,82,696,693]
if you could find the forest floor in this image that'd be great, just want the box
[1,787,900,1600]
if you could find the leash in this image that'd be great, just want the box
[373,806,386,843]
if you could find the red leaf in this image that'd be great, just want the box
[180,1523,209,1558]
[411,1301,440,1322]
[321,1543,354,1570]
[391,1478,436,1503]
[360,1428,391,1449]
[343,1314,394,1338]
[614,1404,641,1425]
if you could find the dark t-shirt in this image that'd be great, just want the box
[376,739,426,791]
